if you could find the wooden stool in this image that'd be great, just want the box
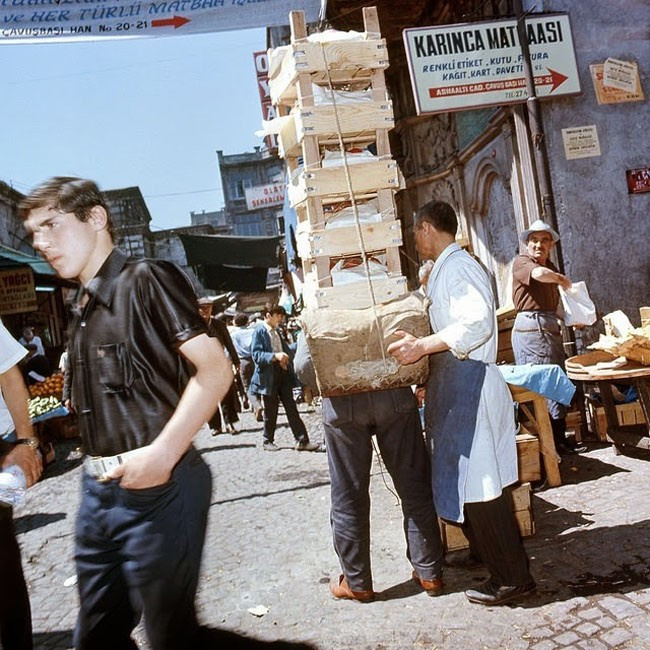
[509,384,562,487]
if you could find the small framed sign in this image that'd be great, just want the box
[626,167,650,194]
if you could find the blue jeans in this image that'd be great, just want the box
[322,388,444,592]
[73,448,211,650]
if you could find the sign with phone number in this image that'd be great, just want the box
[0,0,322,43]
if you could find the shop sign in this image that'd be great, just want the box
[561,125,601,160]
[590,62,644,105]
[626,167,650,195]
[253,50,278,153]
[0,267,37,315]
[245,183,285,210]
[403,13,580,114]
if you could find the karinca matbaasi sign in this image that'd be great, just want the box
[403,13,580,114]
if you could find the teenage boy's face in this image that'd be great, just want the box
[24,207,100,284]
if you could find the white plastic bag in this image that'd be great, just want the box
[559,281,597,326]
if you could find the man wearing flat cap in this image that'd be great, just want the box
[511,220,585,455]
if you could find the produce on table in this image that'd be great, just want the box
[28,395,64,420]
[28,372,64,398]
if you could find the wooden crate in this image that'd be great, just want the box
[516,433,541,483]
[441,483,535,553]
[269,39,389,106]
[589,401,646,440]
[287,159,401,207]
[496,306,516,364]
[279,101,394,158]
[302,274,408,310]
[640,306,650,327]
[296,219,402,259]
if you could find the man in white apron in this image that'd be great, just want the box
[389,200,535,606]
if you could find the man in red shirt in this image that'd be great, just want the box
[511,220,586,455]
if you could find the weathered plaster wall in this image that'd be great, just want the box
[534,0,650,324]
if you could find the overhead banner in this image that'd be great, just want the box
[0,0,323,43]
[403,13,580,114]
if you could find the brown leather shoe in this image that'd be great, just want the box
[412,570,444,597]
[329,575,375,603]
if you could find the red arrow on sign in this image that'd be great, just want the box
[151,15,190,29]
[541,67,569,92]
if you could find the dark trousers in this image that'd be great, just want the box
[322,388,444,592]
[462,487,533,587]
[73,448,212,650]
[240,359,262,413]
[0,505,32,650]
[262,368,307,444]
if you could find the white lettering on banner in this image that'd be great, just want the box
[0,0,321,42]
[404,13,580,114]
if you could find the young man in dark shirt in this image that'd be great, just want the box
[20,177,232,650]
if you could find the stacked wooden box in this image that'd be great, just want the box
[268,7,407,311]
[440,483,535,552]
[588,400,646,441]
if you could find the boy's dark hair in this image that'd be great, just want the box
[18,176,116,241]
[264,303,286,318]
[233,312,249,327]
[415,200,458,237]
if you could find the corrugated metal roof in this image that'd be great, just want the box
[0,245,56,276]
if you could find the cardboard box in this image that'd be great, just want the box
[441,483,534,553]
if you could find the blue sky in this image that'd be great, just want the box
[1,27,267,231]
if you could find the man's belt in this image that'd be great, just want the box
[83,454,124,480]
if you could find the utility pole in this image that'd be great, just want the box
[512,0,565,275]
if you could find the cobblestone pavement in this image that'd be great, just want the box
[15,403,650,649]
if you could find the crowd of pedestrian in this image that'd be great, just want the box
[4,176,586,649]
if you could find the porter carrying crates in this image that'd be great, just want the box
[269,8,422,394]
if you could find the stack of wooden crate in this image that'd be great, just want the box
[440,483,535,553]
[268,7,407,311]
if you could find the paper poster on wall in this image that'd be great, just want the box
[603,58,639,93]
[561,125,601,160]
[590,63,644,105]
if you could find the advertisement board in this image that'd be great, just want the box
[0,267,37,315]
[403,13,580,114]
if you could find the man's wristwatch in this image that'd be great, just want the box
[14,437,40,451]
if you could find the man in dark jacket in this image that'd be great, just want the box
[250,304,318,452]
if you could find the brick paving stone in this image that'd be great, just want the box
[576,622,601,635]
[528,626,554,639]
[598,596,645,620]
[554,631,581,646]
[577,640,608,650]
[600,628,633,647]
[595,616,618,630]
[580,607,606,620]
[531,641,557,650]
[15,416,650,650]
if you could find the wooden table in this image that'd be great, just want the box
[508,384,562,487]
[566,351,650,451]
